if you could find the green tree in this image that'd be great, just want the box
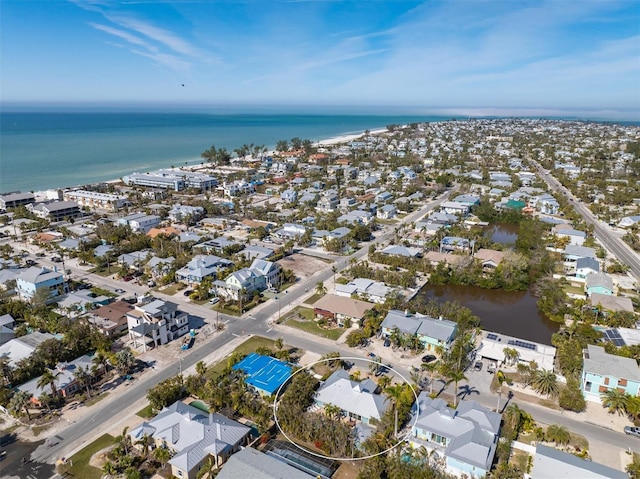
[531,369,559,398]
[545,424,570,445]
[37,368,61,397]
[601,388,629,416]
[9,390,32,421]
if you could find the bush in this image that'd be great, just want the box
[558,378,586,412]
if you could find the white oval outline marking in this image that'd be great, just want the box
[272,356,420,461]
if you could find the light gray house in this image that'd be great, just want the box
[129,401,252,479]
[531,444,627,479]
[216,447,315,479]
[408,395,500,479]
[314,369,388,425]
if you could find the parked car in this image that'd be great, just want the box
[183,289,193,296]
[487,362,497,374]
[421,355,437,363]
[114,288,125,294]
[35,252,45,257]
[474,361,483,371]
[625,426,640,438]
[51,256,62,263]
[209,297,220,305]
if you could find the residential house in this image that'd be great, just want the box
[232,353,292,396]
[555,228,586,246]
[168,204,204,223]
[589,293,634,314]
[453,194,480,207]
[118,250,154,271]
[316,192,339,212]
[281,189,298,204]
[338,210,373,226]
[0,314,15,346]
[379,245,421,258]
[145,256,176,280]
[380,310,457,352]
[375,191,393,203]
[563,245,596,262]
[440,236,471,254]
[249,259,281,289]
[313,294,374,327]
[238,245,274,261]
[585,273,614,296]
[215,268,267,301]
[334,278,395,304]
[478,332,557,371]
[128,401,251,479]
[275,223,307,239]
[440,201,470,216]
[0,332,56,366]
[57,290,111,314]
[193,238,243,255]
[126,297,190,351]
[216,447,316,479]
[377,204,397,219]
[474,249,505,270]
[618,215,640,228]
[574,257,600,278]
[314,369,389,425]
[175,255,232,286]
[531,444,627,479]
[408,395,501,479]
[17,354,99,405]
[118,213,161,233]
[581,344,640,402]
[87,300,134,336]
[16,266,65,302]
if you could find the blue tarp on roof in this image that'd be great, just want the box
[232,353,292,396]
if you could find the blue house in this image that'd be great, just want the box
[232,353,292,397]
[585,273,614,296]
[581,345,640,403]
[409,394,500,478]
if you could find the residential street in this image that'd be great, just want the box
[9,185,638,476]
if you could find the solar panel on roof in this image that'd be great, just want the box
[487,333,498,340]
[508,339,537,350]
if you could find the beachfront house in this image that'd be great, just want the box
[128,401,252,479]
[581,344,640,403]
[409,395,500,479]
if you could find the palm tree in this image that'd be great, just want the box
[195,361,208,376]
[504,403,525,438]
[153,446,171,468]
[531,369,559,398]
[102,461,118,478]
[37,368,61,397]
[447,370,468,407]
[324,403,342,420]
[116,426,131,455]
[275,338,284,351]
[92,350,111,379]
[114,349,135,376]
[601,389,629,416]
[73,365,92,398]
[315,281,327,295]
[135,434,153,460]
[0,356,13,386]
[545,424,570,445]
[422,361,439,395]
[9,390,32,421]
[378,375,391,390]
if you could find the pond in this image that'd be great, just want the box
[419,284,559,344]
[484,223,519,245]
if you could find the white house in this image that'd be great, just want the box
[16,267,65,302]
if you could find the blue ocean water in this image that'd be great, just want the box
[0,112,442,192]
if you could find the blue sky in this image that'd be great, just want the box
[1,0,639,117]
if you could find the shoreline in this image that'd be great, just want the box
[29,127,386,195]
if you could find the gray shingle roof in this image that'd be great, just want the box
[216,447,315,479]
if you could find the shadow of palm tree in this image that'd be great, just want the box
[458,384,480,400]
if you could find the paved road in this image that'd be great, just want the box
[531,160,640,281]
[24,185,638,473]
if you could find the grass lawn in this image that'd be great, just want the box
[156,283,186,295]
[91,286,117,298]
[304,293,324,305]
[284,317,344,340]
[57,433,114,479]
[563,285,585,295]
[206,336,279,376]
[136,404,155,419]
[88,267,112,277]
